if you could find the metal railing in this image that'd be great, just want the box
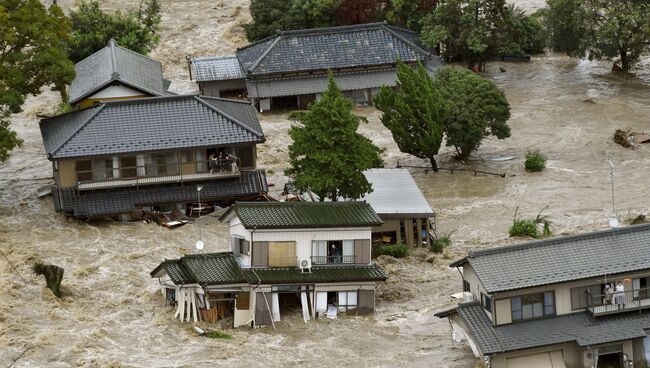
[74,158,241,189]
[586,287,650,316]
[311,255,356,265]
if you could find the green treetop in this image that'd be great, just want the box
[0,0,75,161]
[285,73,383,201]
[374,60,446,171]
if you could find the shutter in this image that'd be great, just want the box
[571,286,588,309]
[252,242,268,267]
[354,239,371,264]
[243,240,250,255]
[255,292,272,326]
[358,290,375,315]
[231,237,239,255]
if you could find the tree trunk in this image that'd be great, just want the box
[620,50,629,72]
[33,263,64,298]
[428,156,439,172]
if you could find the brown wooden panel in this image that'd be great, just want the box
[252,241,269,267]
[255,292,272,326]
[236,292,250,310]
[268,241,295,267]
[354,239,371,264]
[358,290,374,315]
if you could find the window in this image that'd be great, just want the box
[120,156,137,178]
[75,160,93,182]
[511,291,555,321]
[463,280,471,293]
[481,293,492,313]
[312,240,354,264]
[237,238,250,255]
[338,291,358,314]
[92,158,114,180]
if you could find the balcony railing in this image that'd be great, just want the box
[75,159,240,191]
[586,287,650,316]
[311,255,356,265]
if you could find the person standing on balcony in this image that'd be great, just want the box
[209,153,218,174]
[615,281,626,308]
[603,284,613,305]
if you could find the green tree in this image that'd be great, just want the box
[285,73,383,201]
[385,0,437,32]
[244,0,340,42]
[374,61,446,171]
[542,0,586,54]
[67,0,161,63]
[0,0,75,161]
[433,66,511,161]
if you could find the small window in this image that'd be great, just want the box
[481,293,492,313]
[511,291,555,321]
[463,280,471,293]
[238,238,250,255]
[75,160,93,182]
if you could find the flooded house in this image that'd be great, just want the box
[39,95,267,219]
[68,39,171,108]
[189,22,444,111]
[435,223,650,368]
[150,201,388,327]
[361,168,434,247]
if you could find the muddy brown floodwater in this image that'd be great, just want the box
[1,1,650,367]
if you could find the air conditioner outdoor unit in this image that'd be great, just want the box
[299,258,312,273]
[462,292,474,303]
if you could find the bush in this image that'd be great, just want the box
[206,331,232,339]
[373,242,409,258]
[430,235,451,253]
[525,150,546,172]
[509,208,553,239]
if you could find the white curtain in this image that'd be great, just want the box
[136,154,146,177]
[271,293,281,322]
[316,292,327,313]
[112,156,120,178]
[195,150,206,173]
[312,241,327,264]
[634,278,641,299]
[300,287,310,323]
[343,240,354,263]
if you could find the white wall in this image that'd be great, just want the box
[88,84,145,99]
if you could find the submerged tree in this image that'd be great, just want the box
[375,60,446,171]
[0,0,75,161]
[433,66,511,161]
[285,73,383,201]
[67,0,162,63]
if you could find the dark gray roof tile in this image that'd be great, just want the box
[191,55,245,82]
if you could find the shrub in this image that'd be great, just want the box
[373,242,409,258]
[430,235,451,253]
[206,331,232,339]
[509,208,553,239]
[525,150,546,172]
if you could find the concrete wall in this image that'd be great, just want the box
[199,80,246,98]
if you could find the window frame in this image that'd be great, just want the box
[481,293,492,313]
[511,290,556,322]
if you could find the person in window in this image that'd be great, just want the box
[209,153,218,174]
[614,281,626,308]
[330,243,342,263]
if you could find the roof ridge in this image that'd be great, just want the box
[382,24,431,58]
[197,95,251,105]
[279,22,388,36]
[468,223,650,259]
[101,94,196,106]
[112,40,164,67]
[193,96,263,137]
[50,105,106,157]
[246,36,283,74]
[192,54,237,61]
[236,33,280,54]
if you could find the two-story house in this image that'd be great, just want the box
[189,22,443,111]
[69,39,171,108]
[150,201,387,328]
[436,223,650,368]
[39,95,267,219]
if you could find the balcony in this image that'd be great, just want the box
[586,288,650,317]
[76,159,240,191]
[311,255,356,266]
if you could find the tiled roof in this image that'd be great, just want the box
[246,68,400,98]
[361,168,434,217]
[151,252,387,285]
[69,39,166,104]
[40,95,264,159]
[53,170,268,217]
[223,201,383,229]
[191,55,246,82]
[235,22,439,77]
[444,302,650,355]
[450,223,650,293]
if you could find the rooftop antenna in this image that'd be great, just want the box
[195,185,204,253]
[607,158,619,229]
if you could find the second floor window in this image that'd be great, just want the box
[511,291,555,321]
[312,240,354,264]
[481,293,492,313]
[75,160,93,182]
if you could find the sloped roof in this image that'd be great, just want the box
[236,22,437,77]
[440,302,650,355]
[69,39,166,104]
[361,168,434,217]
[191,55,246,82]
[40,95,264,159]
[151,252,387,285]
[450,223,650,293]
[221,201,383,229]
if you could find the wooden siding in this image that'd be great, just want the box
[358,290,375,315]
[252,241,269,267]
[354,239,371,264]
[268,241,295,267]
[57,160,77,188]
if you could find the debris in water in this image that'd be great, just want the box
[33,262,64,298]
[193,326,205,336]
[583,99,596,104]
[614,129,650,148]
[37,185,52,198]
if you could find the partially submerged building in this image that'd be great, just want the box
[69,39,171,108]
[361,168,434,247]
[436,223,650,368]
[151,201,387,327]
[190,22,443,111]
[39,95,267,218]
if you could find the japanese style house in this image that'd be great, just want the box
[436,223,650,368]
[361,169,434,247]
[39,95,267,219]
[189,22,443,111]
[69,39,171,108]
[150,201,387,327]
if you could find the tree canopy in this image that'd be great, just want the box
[67,0,161,63]
[285,73,383,201]
[0,0,75,161]
[433,66,511,161]
[374,60,446,171]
